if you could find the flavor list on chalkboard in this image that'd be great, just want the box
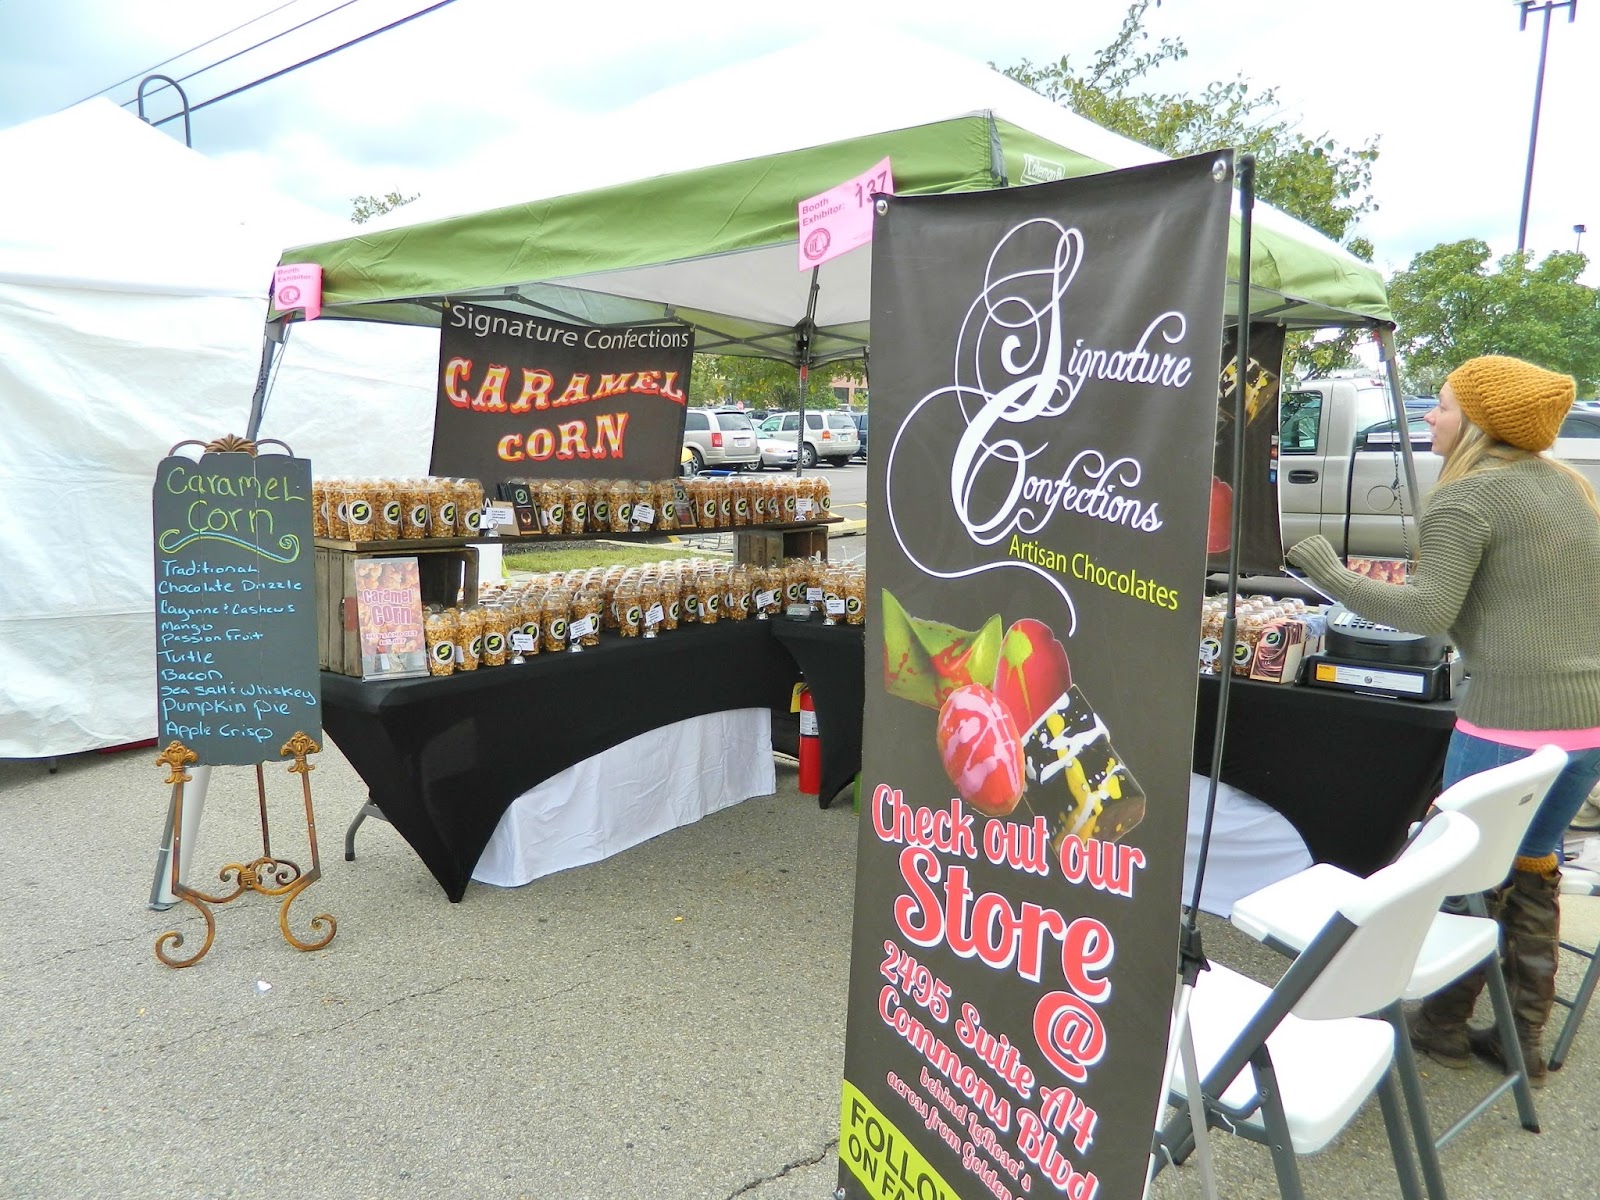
[152,446,322,765]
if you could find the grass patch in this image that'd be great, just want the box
[502,541,709,574]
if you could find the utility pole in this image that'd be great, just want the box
[1516,0,1578,253]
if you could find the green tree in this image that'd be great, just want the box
[1387,239,1600,395]
[350,190,419,225]
[1003,1,1381,377]
[687,354,866,410]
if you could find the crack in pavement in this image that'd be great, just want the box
[724,1138,839,1197]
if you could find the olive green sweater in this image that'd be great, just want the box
[1286,458,1600,730]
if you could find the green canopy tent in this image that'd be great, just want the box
[255,37,1389,433]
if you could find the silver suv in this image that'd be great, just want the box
[758,410,860,467]
[682,408,761,471]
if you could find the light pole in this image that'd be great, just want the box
[1516,1,1578,253]
[1578,224,1588,253]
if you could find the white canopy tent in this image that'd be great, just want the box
[0,100,437,760]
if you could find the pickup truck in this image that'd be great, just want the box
[1279,376,1600,558]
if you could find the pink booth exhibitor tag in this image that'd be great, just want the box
[272,263,323,321]
[797,157,894,271]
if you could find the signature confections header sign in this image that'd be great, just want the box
[431,301,694,488]
[151,446,320,765]
[839,154,1231,1200]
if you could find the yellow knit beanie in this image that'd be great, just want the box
[1445,355,1575,451]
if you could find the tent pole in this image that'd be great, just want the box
[1376,325,1425,564]
[794,266,821,479]
[245,318,289,441]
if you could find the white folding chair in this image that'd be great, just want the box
[1227,745,1567,1200]
[1156,810,1480,1200]
[1548,865,1600,1071]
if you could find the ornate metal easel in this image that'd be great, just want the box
[153,732,336,968]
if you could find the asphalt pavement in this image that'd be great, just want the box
[5,734,1600,1200]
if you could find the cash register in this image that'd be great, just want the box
[1300,604,1459,701]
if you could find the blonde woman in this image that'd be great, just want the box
[1286,355,1600,1085]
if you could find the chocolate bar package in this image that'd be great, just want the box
[1249,617,1307,684]
[1022,686,1147,848]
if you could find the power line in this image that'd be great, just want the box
[125,0,372,110]
[142,0,461,129]
[68,0,314,108]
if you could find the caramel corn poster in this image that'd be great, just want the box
[432,302,694,489]
[841,155,1231,1200]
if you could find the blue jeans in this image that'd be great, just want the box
[1443,729,1600,860]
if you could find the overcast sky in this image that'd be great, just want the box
[1,0,1595,285]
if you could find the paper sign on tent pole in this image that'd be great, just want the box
[797,156,893,271]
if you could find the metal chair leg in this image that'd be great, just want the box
[1384,1002,1449,1200]
[1549,933,1600,1070]
[1376,1067,1426,1200]
[1481,953,1540,1132]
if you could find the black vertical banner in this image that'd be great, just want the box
[1208,323,1287,574]
[841,154,1231,1200]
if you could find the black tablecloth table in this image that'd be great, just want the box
[769,620,865,808]
[321,621,799,901]
[1192,673,1459,876]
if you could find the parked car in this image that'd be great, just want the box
[757,409,860,467]
[682,407,761,471]
[850,411,868,459]
[755,433,800,469]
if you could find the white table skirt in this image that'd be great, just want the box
[472,707,776,888]
[1183,772,1313,918]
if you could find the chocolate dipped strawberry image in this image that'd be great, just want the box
[935,683,1025,817]
[992,617,1072,735]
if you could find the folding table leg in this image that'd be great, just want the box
[343,797,385,861]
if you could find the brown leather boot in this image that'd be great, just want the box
[1409,970,1484,1068]
[1469,857,1560,1088]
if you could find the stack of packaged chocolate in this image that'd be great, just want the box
[1198,595,1329,684]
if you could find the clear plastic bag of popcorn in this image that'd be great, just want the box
[842,567,866,625]
[697,480,721,530]
[424,478,455,539]
[324,478,349,540]
[638,578,663,638]
[658,572,681,630]
[514,592,542,657]
[572,583,603,648]
[653,480,679,531]
[537,480,565,536]
[424,608,457,676]
[587,479,611,533]
[696,568,721,624]
[454,605,483,671]
[812,474,832,517]
[454,478,485,537]
[607,480,633,533]
[480,602,508,666]
[563,480,588,536]
[312,480,330,538]
[541,587,571,653]
[400,479,431,539]
[375,478,404,540]
[616,578,643,638]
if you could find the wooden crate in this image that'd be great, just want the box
[734,524,828,566]
[315,540,479,676]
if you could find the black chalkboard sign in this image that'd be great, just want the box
[152,443,321,765]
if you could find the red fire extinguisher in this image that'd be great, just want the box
[797,684,821,796]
